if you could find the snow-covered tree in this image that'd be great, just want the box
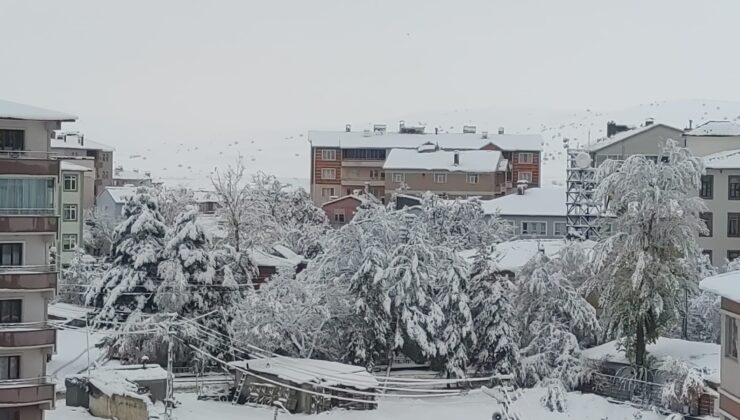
[155,185,196,226]
[517,250,599,392]
[83,208,118,256]
[659,358,706,414]
[588,140,707,367]
[469,247,520,375]
[211,158,252,252]
[86,187,167,323]
[59,248,99,305]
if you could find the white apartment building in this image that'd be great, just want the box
[59,162,91,266]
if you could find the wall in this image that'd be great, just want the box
[510,151,541,188]
[322,197,361,226]
[699,168,740,266]
[383,170,500,201]
[500,215,567,239]
[0,119,59,153]
[311,148,342,205]
[0,291,51,323]
[60,169,85,266]
[721,300,740,401]
[95,191,123,220]
[592,125,684,162]
[0,347,48,379]
[0,235,53,266]
[685,135,740,157]
[89,393,149,420]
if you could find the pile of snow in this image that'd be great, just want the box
[480,187,566,216]
[383,149,505,172]
[460,239,595,274]
[701,270,740,301]
[229,356,378,390]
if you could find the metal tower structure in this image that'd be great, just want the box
[565,149,600,240]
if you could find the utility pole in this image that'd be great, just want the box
[165,324,175,420]
[85,316,91,376]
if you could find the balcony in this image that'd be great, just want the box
[0,266,57,291]
[0,216,58,234]
[0,377,54,408]
[0,323,56,348]
[0,151,60,176]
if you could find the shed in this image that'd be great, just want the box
[228,356,377,414]
[66,365,168,411]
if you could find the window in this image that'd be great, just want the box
[370,170,384,180]
[729,213,740,237]
[730,176,740,200]
[321,168,336,180]
[0,408,20,420]
[333,209,345,223]
[0,300,21,324]
[554,222,567,236]
[342,149,386,160]
[0,178,55,214]
[63,174,78,192]
[0,129,23,151]
[102,153,109,162]
[521,221,547,236]
[0,356,19,380]
[320,149,336,161]
[0,244,22,266]
[729,250,740,262]
[467,173,479,184]
[62,234,78,252]
[700,212,713,237]
[518,153,533,164]
[702,249,713,262]
[434,173,447,184]
[321,187,335,199]
[700,175,714,199]
[63,204,78,222]
[393,173,405,183]
[726,315,738,360]
[518,172,533,183]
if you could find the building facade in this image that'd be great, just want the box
[96,186,136,221]
[50,134,114,207]
[587,122,685,166]
[480,186,567,239]
[684,121,740,157]
[0,99,70,419]
[111,166,152,187]
[59,162,90,266]
[698,151,740,266]
[308,123,542,205]
[321,195,362,227]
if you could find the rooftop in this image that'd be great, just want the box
[586,123,682,153]
[481,187,565,217]
[703,148,740,169]
[0,99,76,122]
[114,169,151,181]
[460,239,595,274]
[193,190,220,203]
[50,136,114,152]
[60,161,92,172]
[102,186,137,204]
[700,270,740,302]
[383,149,506,172]
[686,120,740,137]
[308,130,542,151]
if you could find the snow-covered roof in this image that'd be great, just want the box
[308,130,543,152]
[102,186,137,204]
[50,137,114,152]
[686,120,740,137]
[114,169,150,181]
[60,161,92,172]
[229,356,378,390]
[703,149,740,169]
[250,247,305,269]
[321,195,363,208]
[586,123,682,152]
[383,149,505,172]
[49,302,91,321]
[481,187,565,217]
[272,245,306,266]
[700,270,740,302]
[582,337,720,382]
[0,99,76,121]
[79,365,166,404]
[193,190,219,203]
[460,239,595,274]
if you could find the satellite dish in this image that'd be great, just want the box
[575,152,592,169]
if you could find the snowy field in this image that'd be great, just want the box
[49,389,669,420]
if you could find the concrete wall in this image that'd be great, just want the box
[685,135,740,157]
[384,171,503,200]
[0,291,50,324]
[721,311,740,399]
[89,392,149,420]
[0,119,59,153]
[0,235,53,266]
[699,168,740,266]
[592,125,684,164]
[59,169,85,265]
[95,191,124,220]
[0,347,49,379]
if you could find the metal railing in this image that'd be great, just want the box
[0,321,56,330]
[0,265,57,274]
[0,208,56,216]
[0,150,59,160]
[0,376,54,388]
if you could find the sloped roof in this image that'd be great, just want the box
[460,239,596,274]
[50,137,114,152]
[321,195,363,207]
[383,149,504,172]
[60,161,93,172]
[102,186,137,204]
[0,99,76,121]
[586,123,683,152]
[701,270,740,302]
[114,169,150,181]
[308,130,542,151]
[686,120,740,137]
[193,190,220,203]
[703,149,740,169]
[481,187,565,217]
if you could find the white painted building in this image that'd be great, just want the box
[95,186,137,221]
[59,161,91,266]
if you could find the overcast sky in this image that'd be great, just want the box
[1,0,738,180]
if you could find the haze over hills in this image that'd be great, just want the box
[100,98,740,191]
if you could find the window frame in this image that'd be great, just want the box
[320,149,336,161]
[700,212,713,237]
[321,187,335,199]
[700,175,714,199]
[333,209,345,223]
[521,221,547,236]
[466,173,479,184]
[320,168,336,180]
[62,204,78,222]
[61,234,78,252]
[553,221,567,236]
[393,173,405,183]
[726,314,738,360]
[0,243,23,266]
[728,250,740,262]
[0,300,21,324]
[0,355,20,381]
[729,213,740,238]
[518,171,533,183]
[433,173,448,184]
[518,152,534,164]
[0,129,24,151]
[63,174,78,192]
[730,176,740,200]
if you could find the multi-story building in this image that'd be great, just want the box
[0,99,70,419]
[481,186,567,239]
[50,133,114,208]
[697,150,740,266]
[111,166,152,187]
[308,123,542,205]
[700,271,740,420]
[59,162,91,266]
[684,121,740,157]
[586,121,684,165]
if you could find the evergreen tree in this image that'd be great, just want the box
[59,248,98,305]
[469,246,520,375]
[86,187,166,323]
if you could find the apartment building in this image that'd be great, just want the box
[480,186,567,239]
[59,162,90,266]
[697,150,740,266]
[700,272,740,420]
[50,133,114,209]
[586,121,685,165]
[0,99,70,419]
[111,166,152,187]
[308,123,542,205]
[684,121,740,157]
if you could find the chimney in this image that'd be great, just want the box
[481,131,488,139]
[79,134,84,147]
[373,124,387,134]
[498,127,505,135]
[645,118,654,126]
[463,125,476,134]
[453,151,460,166]
[435,127,438,135]
[399,120,405,131]
[688,119,693,130]
[516,179,528,195]
[606,121,630,138]
[345,124,351,132]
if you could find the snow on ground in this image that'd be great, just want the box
[49,389,669,420]
[48,327,108,390]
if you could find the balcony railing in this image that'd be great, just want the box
[0,265,56,274]
[0,267,57,291]
[0,216,58,233]
[0,323,56,348]
[0,152,60,176]
[0,208,56,216]
[0,376,54,408]
[0,150,57,159]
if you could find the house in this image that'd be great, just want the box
[228,356,377,413]
[193,190,221,215]
[684,121,740,157]
[250,245,307,287]
[480,186,567,238]
[59,161,92,265]
[96,186,137,220]
[308,122,542,205]
[382,148,509,200]
[51,132,114,205]
[581,337,719,417]
[112,166,152,187]
[586,121,685,166]
[322,195,363,226]
[700,270,740,420]
[0,98,72,420]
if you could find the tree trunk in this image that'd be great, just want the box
[635,321,646,367]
